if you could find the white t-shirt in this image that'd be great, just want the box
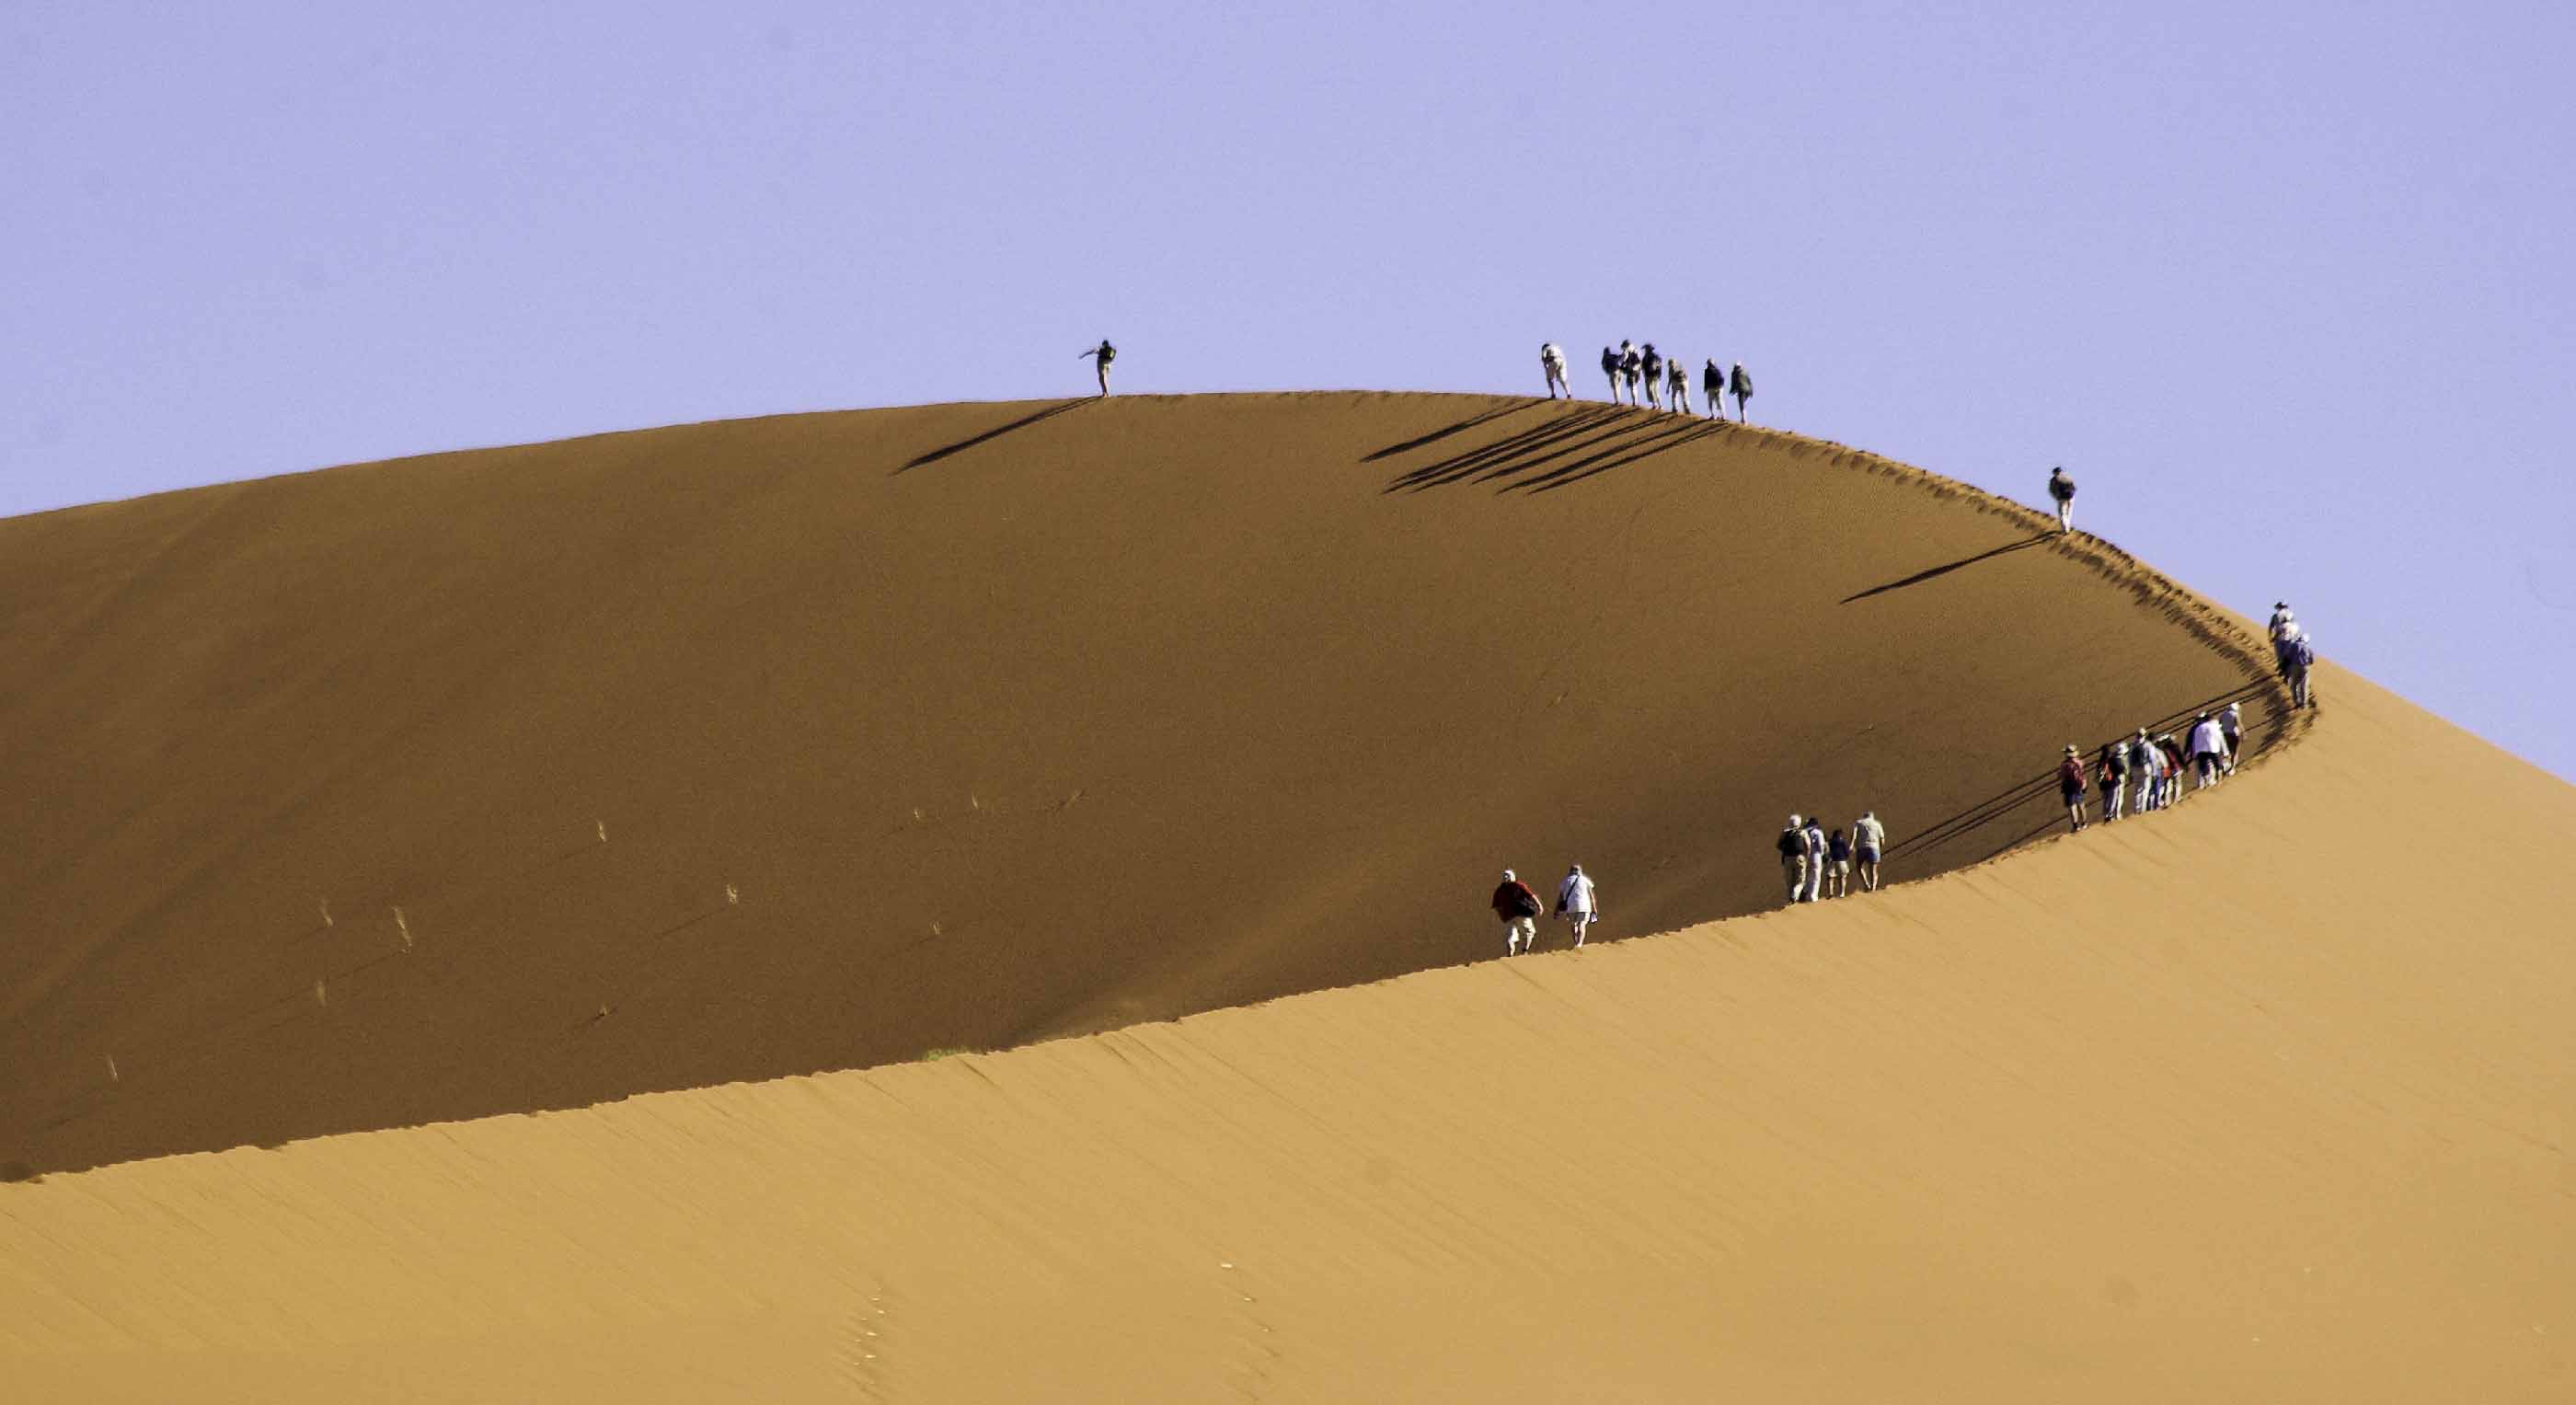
[1558,872,1597,916]
[1855,816,1886,853]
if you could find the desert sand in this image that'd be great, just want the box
[4,396,2570,1399]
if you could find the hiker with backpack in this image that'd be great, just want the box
[2156,732,2189,807]
[2129,728,2161,814]
[2099,740,2130,822]
[1540,343,1571,399]
[2187,711,2228,790]
[1702,360,1725,420]
[1079,340,1117,396]
[1854,811,1887,891]
[1639,345,1664,408]
[1601,345,1623,402]
[2047,466,2076,534]
[1728,362,1754,422]
[1491,869,1545,956]
[1778,814,1810,904]
[1555,865,1600,947]
[1666,357,1689,414]
[2058,745,2090,831]
[2287,634,2317,708]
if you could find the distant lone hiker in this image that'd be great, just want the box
[1778,814,1809,904]
[1079,340,1117,396]
[1854,810,1887,892]
[1556,865,1600,947]
[2047,466,2076,533]
[1540,342,1571,399]
[1728,362,1754,423]
[1702,360,1724,420]
[1492,869,1543,956]
[1602,345,1623,401]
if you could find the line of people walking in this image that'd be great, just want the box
[1489,865,1600,956]
[1776,811,1886,905]
[2059,703,2247,831]
[1539,341,1752,422]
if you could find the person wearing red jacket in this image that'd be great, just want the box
[1490,869,1543,957]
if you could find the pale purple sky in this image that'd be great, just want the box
[6,3,2570,779]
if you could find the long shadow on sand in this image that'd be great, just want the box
[1360,401,1540,461]
[1380,404,1723,494]
[898,398,1093,472]
[1840,534,2053,604]
[1880,678,2285,867]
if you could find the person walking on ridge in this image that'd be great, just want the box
[2099,739,2130,822]
[1778,814,1809,904]
[1601,345,1623,402]
[2187,711,2227,790]
[1619,341,1643,405]
[2286,633,2317,709]
[1854,810,1887,891]
[1703,360,1725,420]
[1666,357,1690,414]
[2058,744,2090,831]
[1556,864,1600,947]
[1826,827,1853,898]
[1639,344,1664,409]
[2220,701,2245,775]
[1491,869,1544,956]
[1079,340,1117,396]
[2047,466,2076,534]
[1728,362,1754,423]
[2129,728,2160,814]
[1801,815,1828,903]
[2156,732,2188,807]
[1540,342,1571,399]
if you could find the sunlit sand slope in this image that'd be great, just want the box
[5,663,2569,1400]
[0,394,2272,1172]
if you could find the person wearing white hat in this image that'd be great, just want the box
[1539,342,1571,399]
[1490,869,1544,956]
[1555,865,1600,947]
[1777,815,1809,904]
[2220,701,2246,775]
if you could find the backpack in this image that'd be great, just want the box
[1097,343,1116,364]
[2294,639,2315,666]
[1777,828,1802,858]
[1511,884,1541,918]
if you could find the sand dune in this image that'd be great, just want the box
[3,662,2569,1400]
[1,394,2273,1174]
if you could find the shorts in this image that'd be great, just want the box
[1831,860,1850,877]
[1856,847,1880,864]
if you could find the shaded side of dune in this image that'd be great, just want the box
[0,393,2280,1172]
[3,665,2569,1401]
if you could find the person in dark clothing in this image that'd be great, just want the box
[1079,340,1116,396]
[2058,744,2090,831]
[2047,466,2076,533]
[1825,828,1853,897]
[1728,362,1754,423]
[1491,869,1544,956]
[1702,360,1725,420]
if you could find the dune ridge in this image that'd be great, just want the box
[3,394,2283,1175]
[3,660,2569,1400]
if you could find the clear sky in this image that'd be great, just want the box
[6,2,2570,779]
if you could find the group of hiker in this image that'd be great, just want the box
[1489,866,1601,956]
[1538,341,1753,422]
[1775,812,1888,905]
[2055,703,2247,831]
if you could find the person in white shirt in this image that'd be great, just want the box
[2130,728,2162,812]
[2220,701,2245,774]
[1853,812,1888,892]
[1540,342,1571,399]
[1801,818,1828,902]
[1778,815,1809,904]
[1555,865,1600,947]
[2186,711,2228,789]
